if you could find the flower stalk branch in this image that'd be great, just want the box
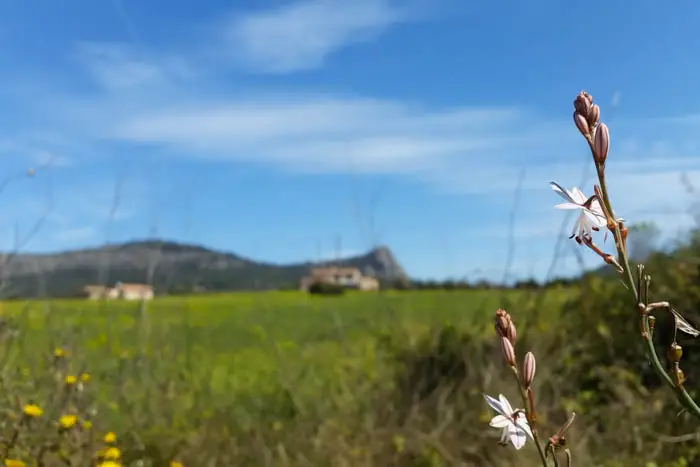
[485,310,558,466]
[569,90,700,421]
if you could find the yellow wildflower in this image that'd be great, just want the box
[54,348,65,358]
[103,447,121,460]
[80,372,91,382]
[81,420,93,429]
[5,460,26,467]
[103,432,117,444]
[392,434,406,453]
[97,462,121,467]
[22,404,42,418]
[64,375,77,385]
[59,414,77,429]
[170,462,183,467]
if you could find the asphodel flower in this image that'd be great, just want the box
[550,182,606,239]
[483,394,533,450]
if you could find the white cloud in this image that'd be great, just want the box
[223,0,414,73]
[98,94,531,174]
[73,42,196,91]
[611,90,621,108]
[31,71,700,251]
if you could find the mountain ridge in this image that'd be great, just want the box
[0,239,408,298]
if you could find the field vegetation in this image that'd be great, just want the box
[0,228,699,466]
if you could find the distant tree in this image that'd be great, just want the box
[545,277,576,288]
[626,222,661,262]
[307,282,345,296]
[456,280,473,290]
[391,278,412,290]
[514,278,540,289]
[473,280,493,290]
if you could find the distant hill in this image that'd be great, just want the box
[0,240,408,298]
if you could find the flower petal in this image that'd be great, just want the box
[498,394,514,416]
[583,208,606,227]
[550,181,575,203]
[509,427,527,450]
[483,394,506,416]
[514,414,534,440]
[489,415,511,428]
[571,216,582,237]
[499,427,509,445]
[554,202,582,210]
[570,187,587,204]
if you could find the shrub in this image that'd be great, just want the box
[307,281,346,295]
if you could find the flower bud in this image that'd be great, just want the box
[573,111,589,137]
[667,343,683,363]
[507,322,517,345]
[522,352,536,387]
[500,336,516,366]
[593,122,609,164]
[587,104,600,127]
[495,309,509,336]
[573,91,592,117]
[494,309,516,345]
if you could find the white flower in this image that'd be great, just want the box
[483,393,533,450]
[550,181,607,239]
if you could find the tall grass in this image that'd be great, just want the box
[0,289,569,466]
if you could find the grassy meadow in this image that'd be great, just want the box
[0,277,698,466]
[0,288,573,466]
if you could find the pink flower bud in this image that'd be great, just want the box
[495,309,509,336]
[573,91,592,116]
[494,309,517,345]
[573,111,589,137]
[501,336,516,366]
[507,322,516,345]
[593,122,609,164]
[523,352,536,387]
[587,104,600,127]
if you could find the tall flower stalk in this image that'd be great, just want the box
[483,91,700,466]
[566,91,700,419]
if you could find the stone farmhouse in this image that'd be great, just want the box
[82,282,154,301]
[300,267,379,292]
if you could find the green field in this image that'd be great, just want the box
[0,285,695,467]
[0,289,571,466]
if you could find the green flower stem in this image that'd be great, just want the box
[592,153,700,421]
[510,366,549,466]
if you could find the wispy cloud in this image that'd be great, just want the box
[27,59,700,250]
[104,95,529,173]
[73,42,196,91]
[223,0,416,73]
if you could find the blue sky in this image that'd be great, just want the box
[1,0,700,282]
